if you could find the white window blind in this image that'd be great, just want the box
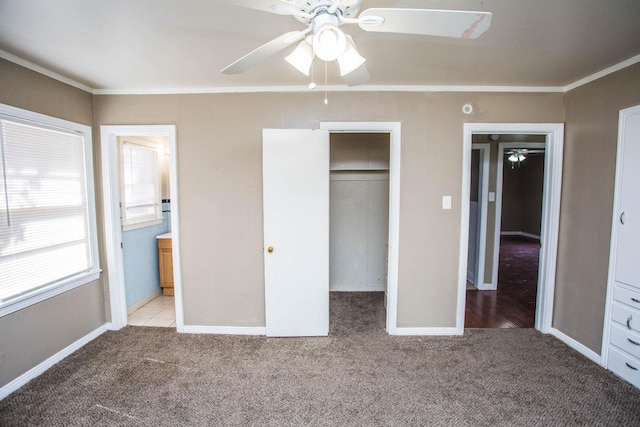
[0,105,99,315]
[120,139,161,228]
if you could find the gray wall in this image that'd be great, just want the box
[0,59,106,389]
[554,62,640,352]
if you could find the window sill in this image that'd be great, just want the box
[0,270,101,318]
[122,218,163,232]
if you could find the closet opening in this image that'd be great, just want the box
[329,133,390,335]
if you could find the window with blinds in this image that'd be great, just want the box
[0,104,99,316]
[119,137,162,229]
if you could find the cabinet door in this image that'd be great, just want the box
[615,107,640,288]
[158,240,174,291]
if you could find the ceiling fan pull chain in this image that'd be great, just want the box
[324,61,329,105]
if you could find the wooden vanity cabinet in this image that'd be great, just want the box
[158,238,174,295]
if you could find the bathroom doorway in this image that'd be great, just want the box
[100,125,183,331]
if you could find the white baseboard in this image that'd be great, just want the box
[127,289,162,315]
[0,323,109,401]
[181,325,266,335]
[500,231,541,240]
[476,282,496,291]
[329,285,386,292]
[549,327,602,365]
[393,327,461,336]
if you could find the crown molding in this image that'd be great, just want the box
[2,49,639,96]
[563,53,640,92]
[0,49,94,94]
[92,84,566,95]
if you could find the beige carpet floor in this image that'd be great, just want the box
[1,292,639,426]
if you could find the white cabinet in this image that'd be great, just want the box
[605,105,640,388]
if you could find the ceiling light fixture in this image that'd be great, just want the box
[337,35,365,76]
[285,39,314,75]
[508,153,526,163]
[312,13,347,61]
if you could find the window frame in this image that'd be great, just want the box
[0,103,100,318]
[118,136,163,231]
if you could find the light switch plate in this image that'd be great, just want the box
[488,192,496,202]
[442,195,452,210]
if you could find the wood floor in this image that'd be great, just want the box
[465,236,539,328]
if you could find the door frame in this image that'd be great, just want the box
[492,141,546,290]
[100,125,183,331]
[320,121,401,334]
[469,143,490,289]
[458,123,564,334]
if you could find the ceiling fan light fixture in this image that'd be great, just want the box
[285,39,314,75]
[313,23,347,61]
[337,35,365,76]
[508,153,526,162]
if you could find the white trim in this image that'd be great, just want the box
[93,85,566,95]
[550,327,602,365]
[0,323,108,400]
[394,327,461,336]
[3,49,639,96]
[475,282,495,291]
[468,144,490,289]
[0,272,101,318]
[0,103,101,317]
[459,124,564,335]
[99,125,184,332]
[320,122,401,335]
[0,49,93,93]
[563,53,640,92]
[602,104,640,367]
[181,325,266,335]
[500,231,541,240]
[330,284,386,291]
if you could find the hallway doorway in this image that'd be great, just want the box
[458,123,564,334]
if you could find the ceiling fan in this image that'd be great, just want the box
[219,0,493,86]
[505,148,545,167]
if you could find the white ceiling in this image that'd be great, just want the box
[1,0,639,92]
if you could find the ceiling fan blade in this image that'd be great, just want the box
[342,63,371,87]
[358,8,492,39]
[221,31,306,74]
[215,0,301,16]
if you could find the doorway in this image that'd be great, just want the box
[458,124,564,334]
[329,133,390,335]
[466,144,489,290]
[100,125,183,331]
[262,123,400,336]
[465,137,546,328]
[321,122,401,334]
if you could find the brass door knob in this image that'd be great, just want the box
[267,246,274,253]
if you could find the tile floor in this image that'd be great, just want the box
[128,295,176,327]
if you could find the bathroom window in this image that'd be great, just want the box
[119,137,162,230]
[0,103,100,316]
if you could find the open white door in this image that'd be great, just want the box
[263,129,330,337]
